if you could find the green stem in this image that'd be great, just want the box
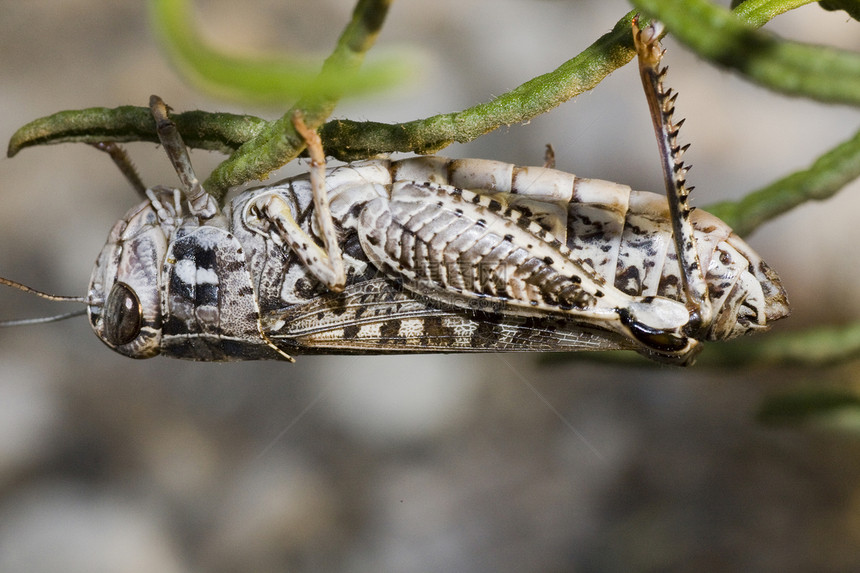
[8,11,646,164]
[699,321,860,368]
[7,107,266,157]
[705,127,860,236]
[9,2,857,229]
[318,12,647,160]
[731,0,817,27]
[148,0,404,104]
[203,0,394,202]
[631,0,860,105]
[175,9,647,194]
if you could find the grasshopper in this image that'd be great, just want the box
[0,20,789,365]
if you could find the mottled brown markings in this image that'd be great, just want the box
[421,315,453,346]
[222,260,245,273]
[329,292,351,316]
[342,324,361,339]
[657,274,680,299]
[347,201,364,221]
[616,265,642,296]
[709,284,726,299]
[380,319,402,341]
[470,320,500,347]
[628,237,658,258]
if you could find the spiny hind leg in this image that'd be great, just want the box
[632,16,712,330]
[250,112,347,292]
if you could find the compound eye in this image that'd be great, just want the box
[104,282,142,346]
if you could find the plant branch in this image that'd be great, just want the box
[148,0,406,104]
[8,2,858,239]
[705,127,860,236]
[8,12,646,163]
[631,0,860,105]
[316,12,649,160]
[7,107,266,157]
[731,0,817,28]
[203,0,395,202]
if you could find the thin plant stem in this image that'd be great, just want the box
[203,0,395,202]
[631,0,860,105]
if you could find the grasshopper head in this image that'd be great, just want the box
[87,190,178,358]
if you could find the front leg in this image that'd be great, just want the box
[150,95,220,221]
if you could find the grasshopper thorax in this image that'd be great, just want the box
[87,189,284,361]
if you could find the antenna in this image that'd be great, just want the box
[0,276,90,328]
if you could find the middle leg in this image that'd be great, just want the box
[249,113,347,292]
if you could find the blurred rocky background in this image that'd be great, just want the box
[1,1,860,571]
